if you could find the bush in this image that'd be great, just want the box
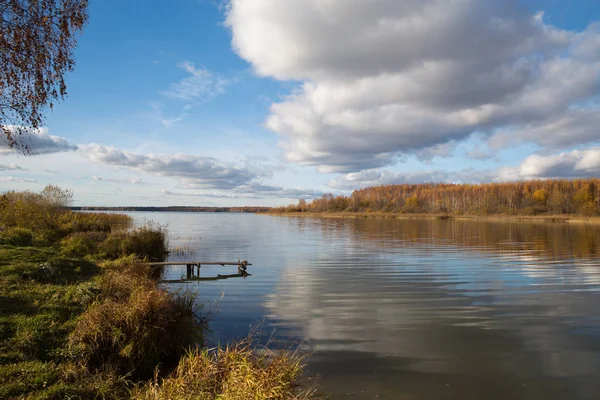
[133,338,316,400]
[99,223,167,261]
[0,186,132,249]
[98,263,156,302]
[60,232,108,258]
[0,186,72,233]
[69,266,203,380]
[57,212,111,236]
[1,227,34,246]
[121,224,167,262]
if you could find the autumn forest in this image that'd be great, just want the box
[281,179,600,216]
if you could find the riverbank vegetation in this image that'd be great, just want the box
[0,186,317,399]
[277,179,600,217]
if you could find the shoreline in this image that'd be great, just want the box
[260,212,600,224]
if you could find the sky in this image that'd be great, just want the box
[1,0,600,206]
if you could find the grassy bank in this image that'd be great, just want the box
[0,187,318,399]
[262,211,600,224]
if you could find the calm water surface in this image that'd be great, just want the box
[131,212,600,400]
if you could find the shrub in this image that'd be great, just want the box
[121,224,167,262]
[1,227,34,246]
[98,263,156,302]
[94,213,133,230]
[0,186,132,248]
[60,232,108,257]
[99,223,167,261]
[69,266,203,379]
[133,338,316,400]
[98,234,123,260]
[57,212,111,236]
[0,186,72,232]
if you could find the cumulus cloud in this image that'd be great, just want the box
[226,0,600,172]
[330,147,600,190]
[0,127,77,155]
[572,23,600,62]
[489,109,600,150]
[329,168,495,190]
[498,147,600,181]
[79,144,260,190]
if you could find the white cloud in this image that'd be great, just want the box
[79,144,261,190]
[226,0,600,172]
[498,147,600,181]
[329,168,494,190]
[0,126,77,155]
[489,109,600,150]
[572,23,600,62]
[330,147,600,190]
[162,61,229,102]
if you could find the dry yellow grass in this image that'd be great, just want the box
[133,337,318,400]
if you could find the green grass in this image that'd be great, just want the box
[0,244,104,398]
[0,244,203,399]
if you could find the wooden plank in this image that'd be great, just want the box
[146,261,253,266]
[162,273,251,283]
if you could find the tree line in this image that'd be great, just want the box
[280,179,600,216]
[73,206,272,213]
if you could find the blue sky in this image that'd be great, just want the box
[1,0,600,206]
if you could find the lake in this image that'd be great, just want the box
[131,212,600,400]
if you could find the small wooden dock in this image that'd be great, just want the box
[146,260,252,281]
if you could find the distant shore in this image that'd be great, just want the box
[261,211,600,224]
[72,206,272,213]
